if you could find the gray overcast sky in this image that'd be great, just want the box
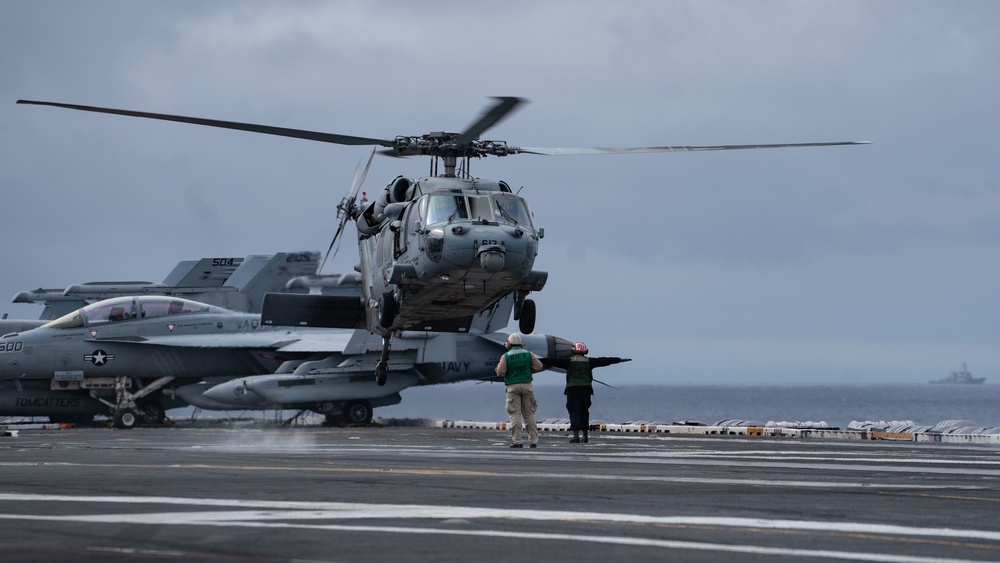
[2,1,998,384]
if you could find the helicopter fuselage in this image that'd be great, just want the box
[356,175,546,334]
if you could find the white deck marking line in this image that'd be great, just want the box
[2,492,1000,543]
[0,512,988,563]
[1,460,996,490]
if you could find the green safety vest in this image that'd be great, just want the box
[503,348,534,385]
[565,355,593,388]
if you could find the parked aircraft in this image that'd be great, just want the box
[5,251,320,321]
[0,293,601,428]
[0,250,320,361]
[0,295,331,428]
[194,331,585,426]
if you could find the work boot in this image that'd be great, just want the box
[582,430,589,443]
[529,443,537,449]
[510,443,523,448]
[569,430,580,443]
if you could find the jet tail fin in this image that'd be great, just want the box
[162,258,242,288]
[10,251,321,319]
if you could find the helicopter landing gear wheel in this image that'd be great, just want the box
[378,292,397,329]
[374,335,391,386]
[113,409,139,430]
[518,299,536,334]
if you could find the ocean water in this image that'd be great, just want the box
[377,383,1000,429]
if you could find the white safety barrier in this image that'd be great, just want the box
[426,418,1000,445]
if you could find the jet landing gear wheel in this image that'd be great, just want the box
[113,409,139,430]
[518,299,536,334]
[344,400,373,425]
[140,403,165,425]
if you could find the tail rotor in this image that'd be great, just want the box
[318,148,376,274]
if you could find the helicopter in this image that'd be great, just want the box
[17,97,868,385]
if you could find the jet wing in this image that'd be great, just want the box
[273,332,355,353]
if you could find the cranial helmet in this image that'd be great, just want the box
[506,333,524,347]
[573,342,588,354]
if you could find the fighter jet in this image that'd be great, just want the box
[0,293,594,428]
[0,295,343,428]
[0,251,322,426]
[194,331,575,426]
[0,250,319,340]
[6,251,320,321]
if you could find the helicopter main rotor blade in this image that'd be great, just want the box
[453,96,526,145]
[16,99,395,148]
[19,98,868,160]
[510,140,869,155]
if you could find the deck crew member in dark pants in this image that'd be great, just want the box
[495,333,544,448]
[543,342,630,443]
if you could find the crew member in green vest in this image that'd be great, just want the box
[543,342,631,443]
[495,333,544,448]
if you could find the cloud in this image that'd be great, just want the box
[2,1,999,384]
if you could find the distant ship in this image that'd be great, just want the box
[931,362,986,384]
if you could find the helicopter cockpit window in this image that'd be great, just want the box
[426,194,468,225]
[468,196,493,221]
[492,196,532,227]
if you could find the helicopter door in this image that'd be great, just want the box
[396,199,427,257]
[375,228,392,271]
[391,218,405,258]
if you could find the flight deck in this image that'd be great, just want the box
[2,421,1000,562]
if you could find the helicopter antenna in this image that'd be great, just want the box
[456,157,470,179]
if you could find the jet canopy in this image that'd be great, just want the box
[42,296,227,329]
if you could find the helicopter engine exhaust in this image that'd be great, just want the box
[359,176,417,236]
[389,176,413,203]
